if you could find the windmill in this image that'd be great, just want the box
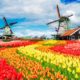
[0,17,17,40]
[47,5,73,39]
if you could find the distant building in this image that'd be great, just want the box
[60,27,80,40]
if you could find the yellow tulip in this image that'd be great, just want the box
[67,67,72,72]
[76,67,80,73]
[75,74,79,79]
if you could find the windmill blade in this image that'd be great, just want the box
[66,14,73,18]
[3,17,9,26]
[47,19,59,25]
[10,28,13,34]
[0,27,4,29]
[57,22,61,35]
[9,22,17,26]
[57,5,61,18]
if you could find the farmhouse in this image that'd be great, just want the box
[60,27,80,40]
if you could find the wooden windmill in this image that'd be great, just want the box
[47,5,73,39]
[0,17,17,40]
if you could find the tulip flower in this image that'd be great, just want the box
[0,59,23,80]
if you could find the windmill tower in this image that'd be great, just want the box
[47,5,73,39]
[0,17,17,40]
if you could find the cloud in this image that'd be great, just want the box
[0,0,80,37]
[63,3,80,27]
[14,29,56,38]
[0,0,54,18]
[0,0,80,21]
[23,5,44,15]
[0,30,4,35]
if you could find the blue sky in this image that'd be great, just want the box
[61,0,80,4]
[0,0,80,37]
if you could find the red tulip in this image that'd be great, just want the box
[0,59,23,80]
[50,41,80,56]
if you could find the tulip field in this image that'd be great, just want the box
[0,40,80,80]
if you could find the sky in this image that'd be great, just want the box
[0,0,80,38]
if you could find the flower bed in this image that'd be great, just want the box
[0,40,80,80]
[0,47,67,80]
[50,42,80,56]
[18,43,80,79]
[0,59,23,80]
[0,40,36,47]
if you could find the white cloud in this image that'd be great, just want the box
[0,0,80,22]
[61,3,80,25]
[23,5,44,15]
[14,29,56,38]
[0,0,80,37]
[0,30,4,35]
[0,0,53,18]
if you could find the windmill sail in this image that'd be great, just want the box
[0,27,4,29]
[66,14,73,18]
[47,19,59,25]
[9,22,17,26]
[57,5,61,18]
[3,17,9,26]
[10,28,13,34]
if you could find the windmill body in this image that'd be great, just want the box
[47,5,73,39]
[3,26,12,35]
[58,26,65,35]
[57,21,68,35]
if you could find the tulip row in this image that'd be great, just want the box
[0,59,23,80]
[0,47,67,80]
[0,40,36,47]
[37,40,80,56]
[50,42,80,56]
[37,40,67,46]
[18,44,80,79]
